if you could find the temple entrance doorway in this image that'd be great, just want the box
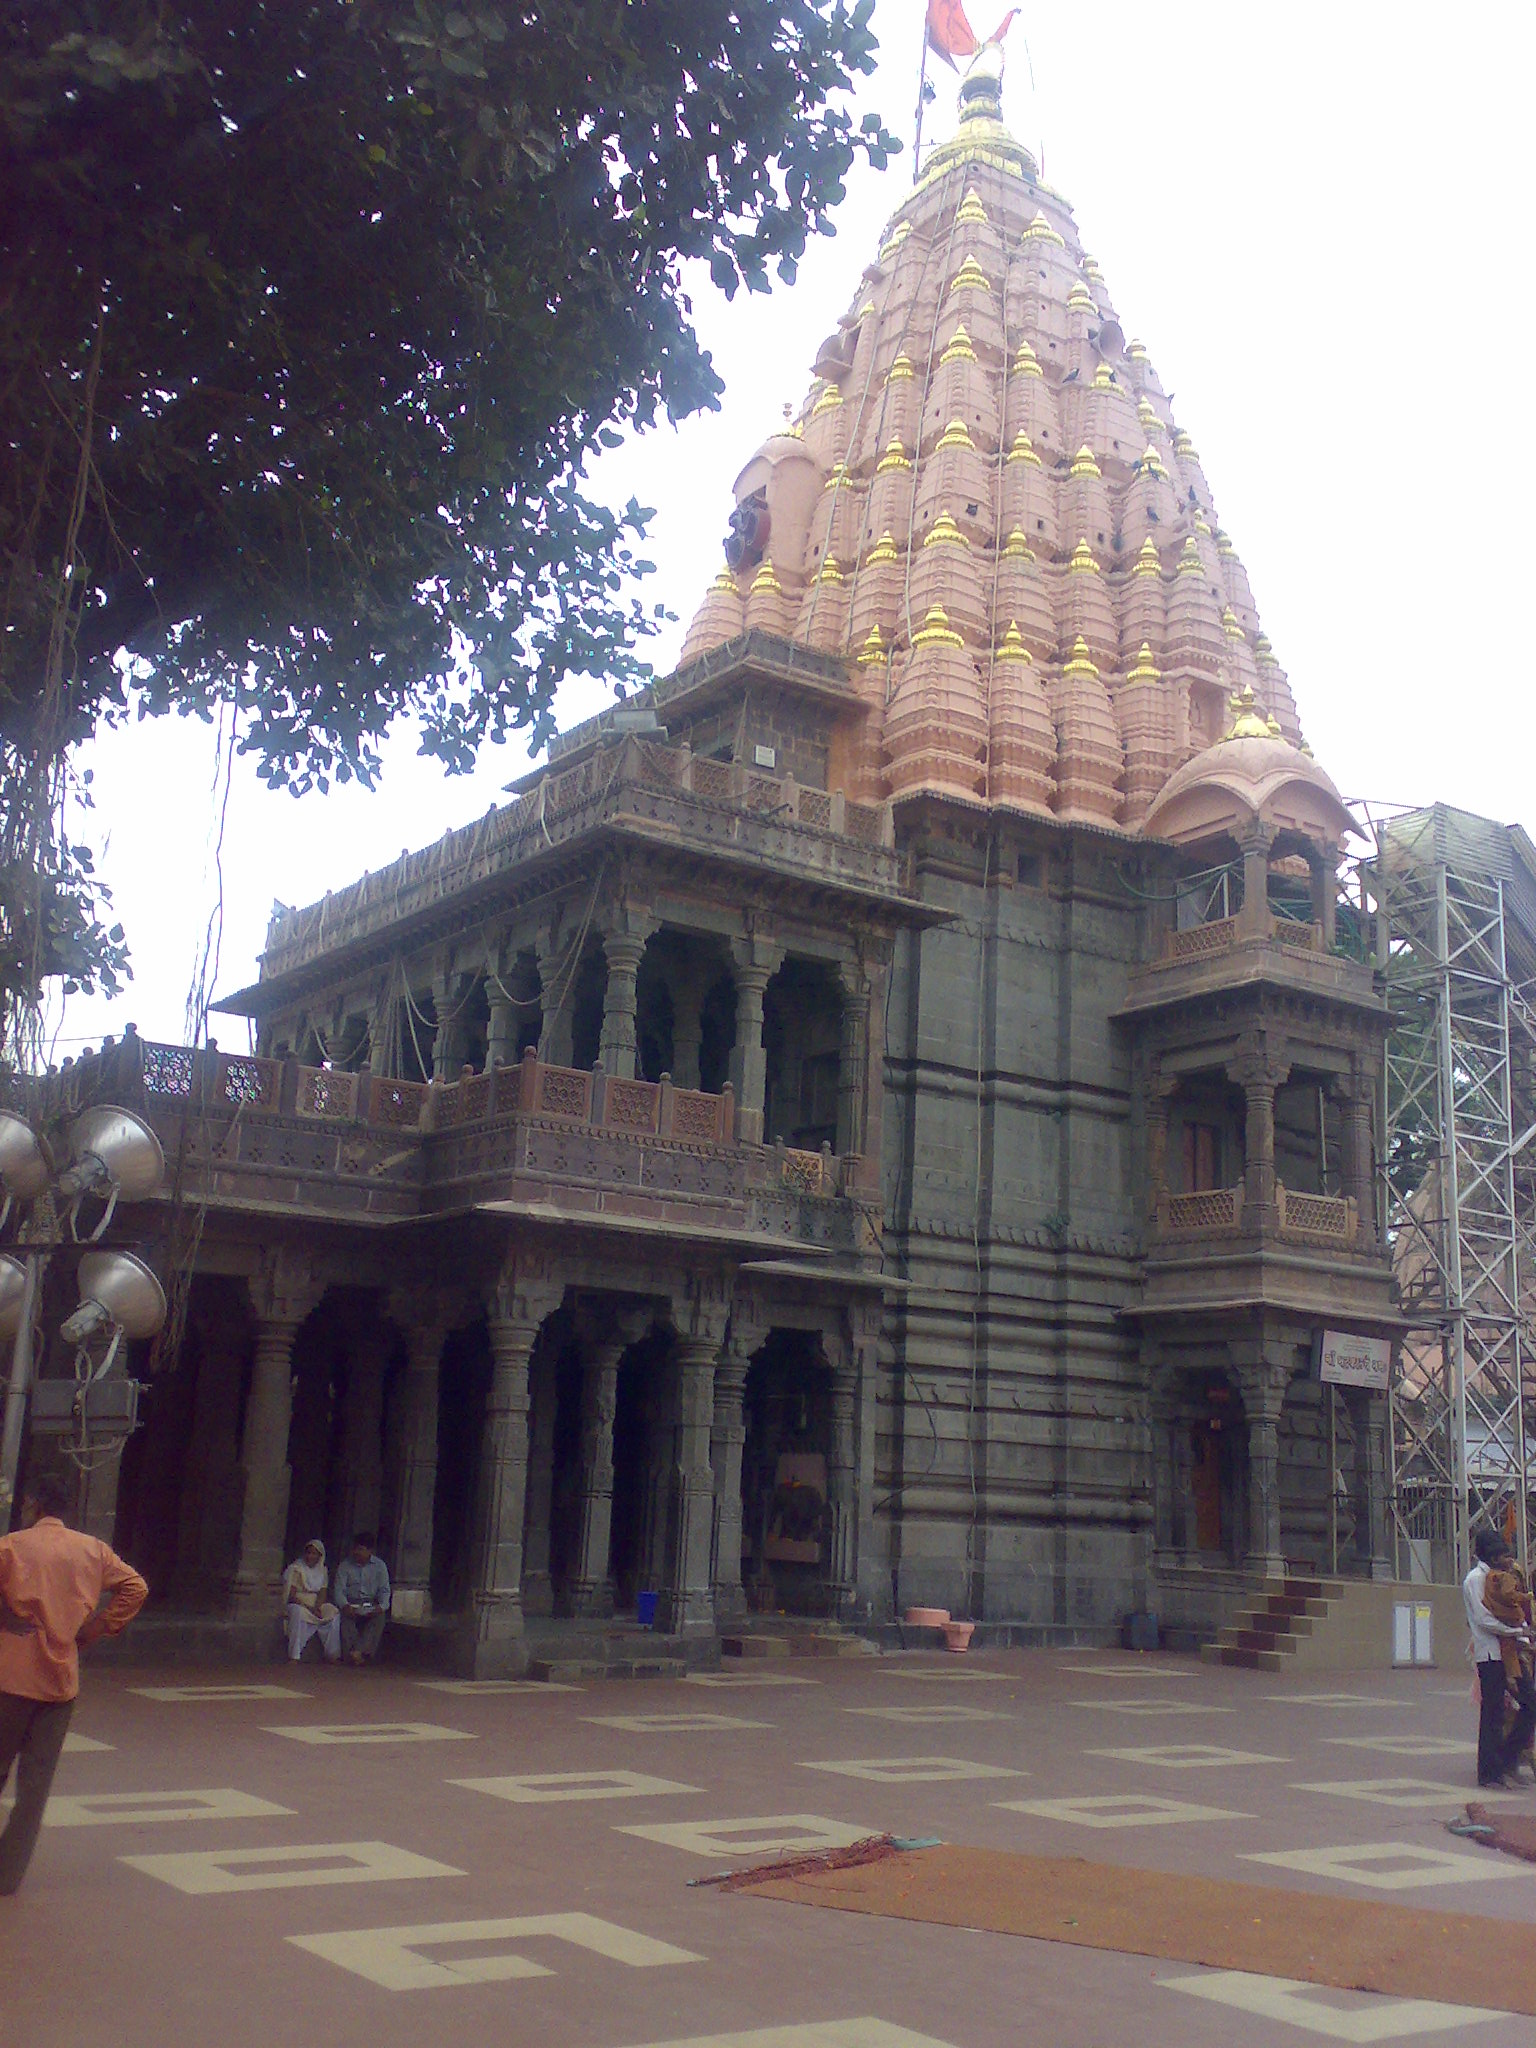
[742,1329,833,1615]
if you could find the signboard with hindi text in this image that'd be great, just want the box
[1318,1330,1392,1391]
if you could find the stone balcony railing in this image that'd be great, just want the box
[1153,1179,1358,1248]
[253,732,901,985]
[28,1035,873,1254]
[1161,913,1322,964]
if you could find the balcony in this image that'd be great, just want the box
[37,1037,876,1263]
[1142,1178,1387,1325]
[1119,911,1382,1022]
[1154,1182,1358,1248]
[246,733,905,996]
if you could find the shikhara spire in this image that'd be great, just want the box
[678,59,1312,834]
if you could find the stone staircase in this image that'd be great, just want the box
[1200,1577,1343,1673]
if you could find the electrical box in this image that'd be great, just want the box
[1392,1601,1434,1667]
[754,744,776,769]
[28,1377,141,1438]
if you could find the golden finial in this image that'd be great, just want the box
[995,622,1033,663]
[1002,527,1036,561]
[940,324,977,365]
[749,559,783,594]
[878,219,913,260]
[1223,682,1271,741]
[822,460,852,491]
[923,510,969,549]
[783,416,804,439]
[1194,512,1212,536]
[1126,338,1149,361]
[1063,636,1100,678]
[1215,527,1236,557]
[886,352,916,384]
[913,605,964,649]
[1068,538,1101,574]
[1011,338,1044,379]
[1177,535,1204,575]
[1126,642,1160,685]
[709,566,738,594]
[935,418,977,452]
[815,555,845,585]
[857,624,888,665]
[1137,397,1161,430]
[1091,362,1115,390]
[865,530,900,564]
[1023,209,1066,247]
[876,440,912,474]
[1254,634,1278,667]
[1082,255,1104,281]
[949,255,992,296]
[1266,711,1283,738]
[1067,280,1096,313]
[1006,431,1042,467]
[957,186,988,225]
[1173,428,1198,459]
[1133,537,1162,576]
[855,299,875,322]
[1070,445,1102,479]
[1299,738,1314,758]
[810,382,843,417]
[1138,443,1168,480]
[1221,606,1244,640]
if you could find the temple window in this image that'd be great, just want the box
[762,957,844,1151]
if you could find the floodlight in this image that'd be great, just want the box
[0,1254,26,1343]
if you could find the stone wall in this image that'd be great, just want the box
[875,820,1150,1626]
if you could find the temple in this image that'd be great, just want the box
[26,52,1411,1669]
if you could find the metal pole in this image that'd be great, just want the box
[912,30,931,184]
[0,1252,43,1535]
[1327,1382,1337,1578]
[1434,862,1470,1577]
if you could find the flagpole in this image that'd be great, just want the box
[912,24,930,185]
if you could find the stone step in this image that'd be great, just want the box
[721,1635,793,1659]
[1201,1642,1286,1673]
[526,1656,689,1684]
[806,1632,878,1658]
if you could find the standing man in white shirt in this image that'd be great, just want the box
[1464,1527,1535,1788]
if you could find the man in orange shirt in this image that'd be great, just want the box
[0,1472,147,1893]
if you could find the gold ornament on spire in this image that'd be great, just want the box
[913,605,964,649]
[1011,338,1044,378]
[1177,535,1204,574]
[1070,444,1102,478]
[1066,279,1096,313]
[810,382,843,418]
[1133,537,1162,576]
[865,530,900,564]
[878,220,913,261]
[1063,636,1100,678]
[886,353,916,384]
[994,622,1033,663]
[940,325,978,365]
[1022,209,1066,247]
[1126,642,1160,685]
[1091,362,1115,390]
[934,418,977,452]
[923,510,970,549]
[1002,527,1036,561]
[949,255,992,296]
[1221,606,1244,640]
[876,440,912,474]
[1068,538,1101,574]
[1007,431,1042,467]
[1138,443,1169,481]
[1223,682,1271,741]
[750,559,783,595]
[957,186,989,225]
[857,624,889,665]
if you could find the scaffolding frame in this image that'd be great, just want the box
[1361,805,1536,1580]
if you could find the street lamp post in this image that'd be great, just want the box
[0,1105,166,1533]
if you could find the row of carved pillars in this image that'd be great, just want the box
[373,921,876,1155]
[225,1259,872,1673]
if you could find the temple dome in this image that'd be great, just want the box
[1144,691,1356,849]
[675,55,1320,835]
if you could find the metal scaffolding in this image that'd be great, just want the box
[1362,805,1536,1580]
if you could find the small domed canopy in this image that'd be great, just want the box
[1143,710,1358,852]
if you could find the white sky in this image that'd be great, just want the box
[55,2,1535,1057]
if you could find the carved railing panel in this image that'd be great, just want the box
[536,1063,593,1121]
[218,1054,277,1108]
[605,1077,660,1133]
[1165,917,1238,962]
[142,1042,196,1098]
[1157,1183,1244,1233]
[1273,918,1320,951]
[670,1088,723,1143]
[297,1066,357,1120]
[370,1076,430,1128]
[1277,1184,1357,1243]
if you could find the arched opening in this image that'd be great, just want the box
[742,1329,833,1614]
[609,1325,674,1613]
[567,942,607,1072]
[763,958,843,1150]
[430,1317,492,1614]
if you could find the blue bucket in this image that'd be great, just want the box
[636,1591,658,1628]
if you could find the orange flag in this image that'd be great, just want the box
[926,0,977,68]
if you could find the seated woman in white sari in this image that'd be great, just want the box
[282,1540,341,1662]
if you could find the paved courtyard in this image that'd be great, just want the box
[2,1647,1533,2047]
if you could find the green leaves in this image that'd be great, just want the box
[0,0,897,1041]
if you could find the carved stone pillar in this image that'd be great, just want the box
[639,1357,676,1598]
[670,972,708,1092]
[459,1261,563,1675]
[598,927,652,1081]
[486,991,517,1070]
[1232,1343,1291,1579]
[835,968,871,1162]
[845,1299,883,1618]
[430,972,467,1082]
[1309,852,1338,947]
[537,934,574,1068]
[657,1339,719,1634]
[1238,823,1275,940]
[1145,1066,1175,1220]
[1231,1036,1287,1225]
[826,1353,859,1616]
[728,941,781,1145]
[387,1305,451,1624]
[709,1342,752,1621]
[657,1279,731,1635]
[1340,1058,1377,1246]
[229,1256,322,1621]
[571,1319,645,1618]
[520,1346,560,1618]
[1149,1389,1178,1562]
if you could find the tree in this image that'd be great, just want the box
[0,1,897,1055]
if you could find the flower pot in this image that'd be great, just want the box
[904,1606,950,1628]
[942,1620,975,1653]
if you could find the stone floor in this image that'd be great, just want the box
[2,1645,1533,2047]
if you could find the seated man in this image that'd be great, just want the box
[333,1532,391,1666]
